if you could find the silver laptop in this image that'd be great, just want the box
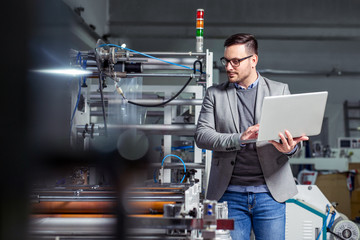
[241,91,328,144]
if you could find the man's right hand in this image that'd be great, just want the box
[240,124,260,141]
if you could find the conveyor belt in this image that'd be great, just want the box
[31,186,186,214]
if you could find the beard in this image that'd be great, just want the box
[227,70,250,84]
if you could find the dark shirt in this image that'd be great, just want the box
[229,83,266,187]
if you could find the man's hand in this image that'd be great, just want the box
[240,124,260,141]
[269,130,309,153]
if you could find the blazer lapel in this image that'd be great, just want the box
[226,84,240,133]
[254,76,270,124]
[225,76,270,134]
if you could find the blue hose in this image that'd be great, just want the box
[97,43,203,73]
[161,154,187,183]
[70,77,82,135]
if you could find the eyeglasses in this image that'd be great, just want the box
[220,55,253,67]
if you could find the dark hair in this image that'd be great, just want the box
[224,33,258,55]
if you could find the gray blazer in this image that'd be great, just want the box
[194,75,299,203]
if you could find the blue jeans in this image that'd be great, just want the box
[219,191,285,240]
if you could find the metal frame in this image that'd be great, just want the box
[70,49,214,193]
[139,85,203,185]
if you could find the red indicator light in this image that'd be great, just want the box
[197,9,204,19]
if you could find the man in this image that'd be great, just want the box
[194,33,308,240]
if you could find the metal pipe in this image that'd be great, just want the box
[31,185,114,191]
[29,217,234,236]
[34,196,117,202]
[85,55,199,64]
[31,190,116,194]
[126,195,184,201]
[29,217,116,236]
[125,73,198,78]
[86,58,200,72]
[90,93,202,101]
[94,57,197,64]
[76,124,196,136]
[142,65,194,70]
[77,132,101,138]
[86,72,200,78]
[134,52,206,57]
[31,214,116,218]
[108,124,196,134]
[150,163,205,169]
[130,187,184,192]
[126,217,234,230]
[127,198,184,203]
[107,99,203,105]
[90,110,163,117]
[117,124,195,136]
[82,60,97,66]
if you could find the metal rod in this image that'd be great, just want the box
[135,52,206,57]
[31,190,116,194]
[126,196,184,201]
[34,196,117,202]
[78,132,101,138]
[30,185,114,190]
[126,73,198,77]
[142,65,194,70]
[126,217,234,230]
[29,218,116,236]
[29,217,233,237]
[91,93,197,98]
[144,59,196,66]
[108,124,196,135]
[107,99,203,105]
[87,72,200,78]
[76,124,196,136]
[83,60,97,66]
[150,163,205,169]
[85,56,199,66]
[90,110,163,117]
[101,57,197,64]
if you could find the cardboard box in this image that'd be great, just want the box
[349,163,360,189]
[351,188,360,220]
[315,173,351,218]
[351,188,360,203]
[348,164,360,220]
[351,202,360,220]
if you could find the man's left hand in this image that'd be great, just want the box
[269,130,309,154]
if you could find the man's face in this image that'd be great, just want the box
[223,44,257,85]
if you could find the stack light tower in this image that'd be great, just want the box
[196,9,204,53]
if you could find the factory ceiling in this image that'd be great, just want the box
[106,0,360,41]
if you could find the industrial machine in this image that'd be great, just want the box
[28,10,236,239]
[68,38,213,188]
[29,182,234,239]
[286,185,359,240]
[29,182,359,239]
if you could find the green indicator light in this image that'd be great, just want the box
[196,29,204,37]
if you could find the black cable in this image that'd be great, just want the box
[126,60,203,108]
[98,74,108,136]
[127,75,193,107]
[327,228,346,240]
